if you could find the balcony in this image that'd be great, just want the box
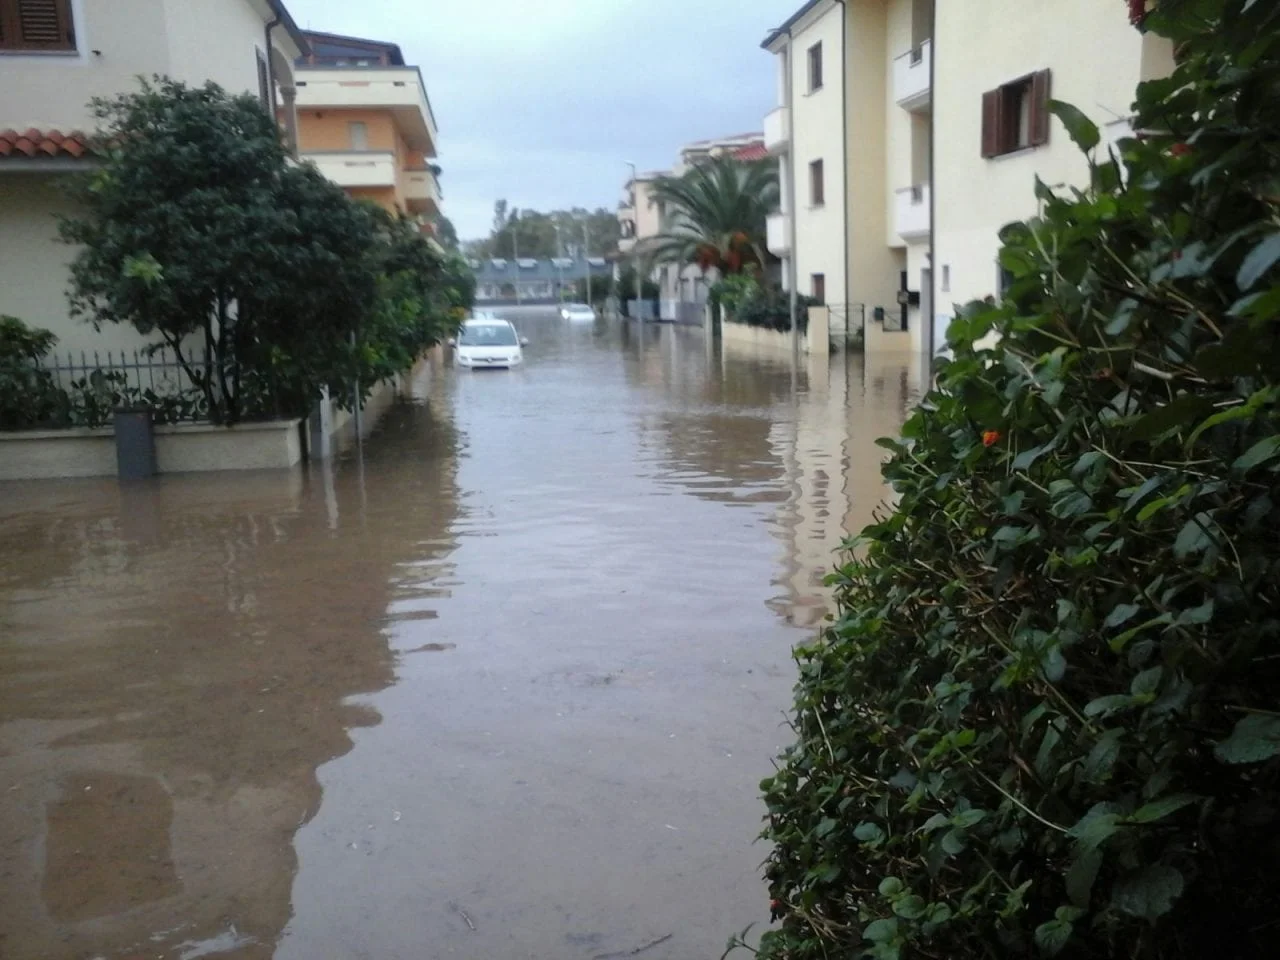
[763,106,790,155]
[404,168,441,216]
[305,151,396,188]
[766,212,790,257]
[894,184,930,241]
[893,40,932,111]
[294,66,438,157]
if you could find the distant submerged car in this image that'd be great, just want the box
[453,318,526,369]
[559,303,596,322]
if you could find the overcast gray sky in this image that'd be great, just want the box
[286,0,785,240]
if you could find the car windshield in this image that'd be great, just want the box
[459,324,518,347]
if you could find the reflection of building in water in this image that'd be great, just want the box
[770,351,925,627]
[0,387,461,960]
[624,323,923,628]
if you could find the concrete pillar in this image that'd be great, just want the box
[280,85,299,158]
[807,305,830,360]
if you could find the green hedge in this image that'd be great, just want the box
[750,4,1280,959]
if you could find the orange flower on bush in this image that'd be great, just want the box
[982,430,1002,448]
[1170,142,1192,158]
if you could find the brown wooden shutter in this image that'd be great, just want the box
[981,89,1001,158]
[1030,69,1052,146]
[4,0,75,51]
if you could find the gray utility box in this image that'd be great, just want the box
[113,407,156,480]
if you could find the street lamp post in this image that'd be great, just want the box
[626,161,642,320]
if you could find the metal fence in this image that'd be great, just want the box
[827,303,866,346]
[42,346,203,395]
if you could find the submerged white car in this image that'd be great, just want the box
[559,302,596,322]
[453,318,526,369]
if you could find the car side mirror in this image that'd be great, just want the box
[520,337,530,347]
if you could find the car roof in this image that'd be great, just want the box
[463,318,513,327]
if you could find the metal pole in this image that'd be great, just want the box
[583,219,592,306]
[785,31,799,361]
[513,222,521,305]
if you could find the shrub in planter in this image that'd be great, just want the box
[751,3,1280,959]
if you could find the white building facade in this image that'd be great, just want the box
[0,0,305,358]
[930,0,1176,351]
[764,0,847,311]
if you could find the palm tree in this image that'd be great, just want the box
[640,156,779,277]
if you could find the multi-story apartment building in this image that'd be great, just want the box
[293,30,440,225]
[0,0,307,356]
[763,0,933,355]
[763,0,1173,358]
[931,0,1175,349]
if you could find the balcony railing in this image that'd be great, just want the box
[894,184,930,241]
[404,167,440,215]
[893,39,932,111]
[763,106,790,155]
[304,151,396,189]
[766,212,790,257]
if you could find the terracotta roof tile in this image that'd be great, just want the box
[0,128,92,160]
[733,143,770,162]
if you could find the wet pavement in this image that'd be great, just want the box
[0,309,923,960]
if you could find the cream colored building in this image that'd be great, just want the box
[294,30,441,223]
[0,0,306,357]
[617,133,766,320]
[930,0,1175,351]
[763,0,933,356]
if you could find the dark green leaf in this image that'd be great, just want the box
[1215,713,1280,764]
[1173,513,1213,558]
[1112,864,1184,920]
[1034,918,1074,956]
[1234,436,1280,472]
[1130,794,1198,823]
[863,918,899,943]
[1105,603,1141,628]
[1237,233,1280,290]
[1049,100,1101,152]
[878,876,904,897]
[1066,848,1103,908]
[893,895,927,920]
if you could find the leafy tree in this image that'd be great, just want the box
[749,3,1280,959]
[62,77,383,425]
[434,215,460,251]
[468,203,621,261]
[641,157,778,276]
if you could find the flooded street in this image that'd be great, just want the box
[0,311,921,960]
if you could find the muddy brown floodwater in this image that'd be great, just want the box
[0,310,923,960]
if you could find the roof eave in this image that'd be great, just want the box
[761,0,830,49]
[266,0,310,57]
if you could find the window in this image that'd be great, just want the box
[809,159,825,206]
[256,49,271,108]
[348,121,369,151]
[981,70,1051,158]
[0,0,76,52]
[811,274,826,304]
[807,42,823,92]
[941,264,951,293]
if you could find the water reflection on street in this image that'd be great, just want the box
[0,310,922,960]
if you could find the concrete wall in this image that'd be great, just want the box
[161,0,293,96]
[0,421,304,481]
[0,0,170,132]
[933,0,1173,322]
[789,2,847,304]
[721,318,812,356]
[0,175,164,356]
